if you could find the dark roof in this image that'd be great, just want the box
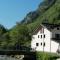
[32,25,42,35]
[32,23,60,35]
[42,23,60,30]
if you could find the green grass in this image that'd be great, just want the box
[36,52,60,60]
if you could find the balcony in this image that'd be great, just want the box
[51,38,60,40]
[51,38,60,42]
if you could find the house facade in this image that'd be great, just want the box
[31,23,60,53]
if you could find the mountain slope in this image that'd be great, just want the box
[20,0,56,24]
[4,0,60,48]
[27,0,60,33]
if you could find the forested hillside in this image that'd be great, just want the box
[20,0,56,24]
[27,0,60,33]
[0,0,60,49]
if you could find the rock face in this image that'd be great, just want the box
[15,55,24,60]
[0,55,24,60]
[0,53,36,60]
[20,0,56,24]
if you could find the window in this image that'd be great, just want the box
[41,35,42,38]
[41,43,42,46]
[44,35,45,38]
[38,35,43,38]
[57,28,59,30]
[44,42,45,47]
[38,35,39,38]
[55,34,60,38]
[36,43,39,46]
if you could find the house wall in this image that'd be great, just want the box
[31,27,51,52]
[31,27,60,53]
[31,33,43,51]
[51,40,59,53]
[52,27,60,38]
[51,27,60,53]
[43,28,51,52]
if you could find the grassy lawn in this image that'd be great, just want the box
[36,52,60,60]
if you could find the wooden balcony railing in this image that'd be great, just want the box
[51,38,60,40]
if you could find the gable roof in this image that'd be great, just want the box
[32,23,60,35]
[32,25,42,35]
[42,23,60,30]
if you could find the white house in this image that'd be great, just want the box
[31,23,60,53]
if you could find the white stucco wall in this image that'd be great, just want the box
[43,28,51,52]
[31,27,51,52]
[51,27,60,53]
[31,26,60,53]
[31,33,43,51]
[51,40,59,53]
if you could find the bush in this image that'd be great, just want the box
[36,52,59,60]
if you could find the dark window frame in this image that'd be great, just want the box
[55,34,60,39]
[44,34,45,38]
[57,28,59,30]
[41,35,42,38]
[36,43,39,46]
[44,42,45,47]
[41,43,42,46]
[38,35,39,38]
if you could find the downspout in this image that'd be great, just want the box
[50,32,52,53]
[43,28,44,52]
[43,28,44,60]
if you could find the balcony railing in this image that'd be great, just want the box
[51,38,60,43]
[51,38,60,40]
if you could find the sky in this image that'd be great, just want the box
[0,0,43,29]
